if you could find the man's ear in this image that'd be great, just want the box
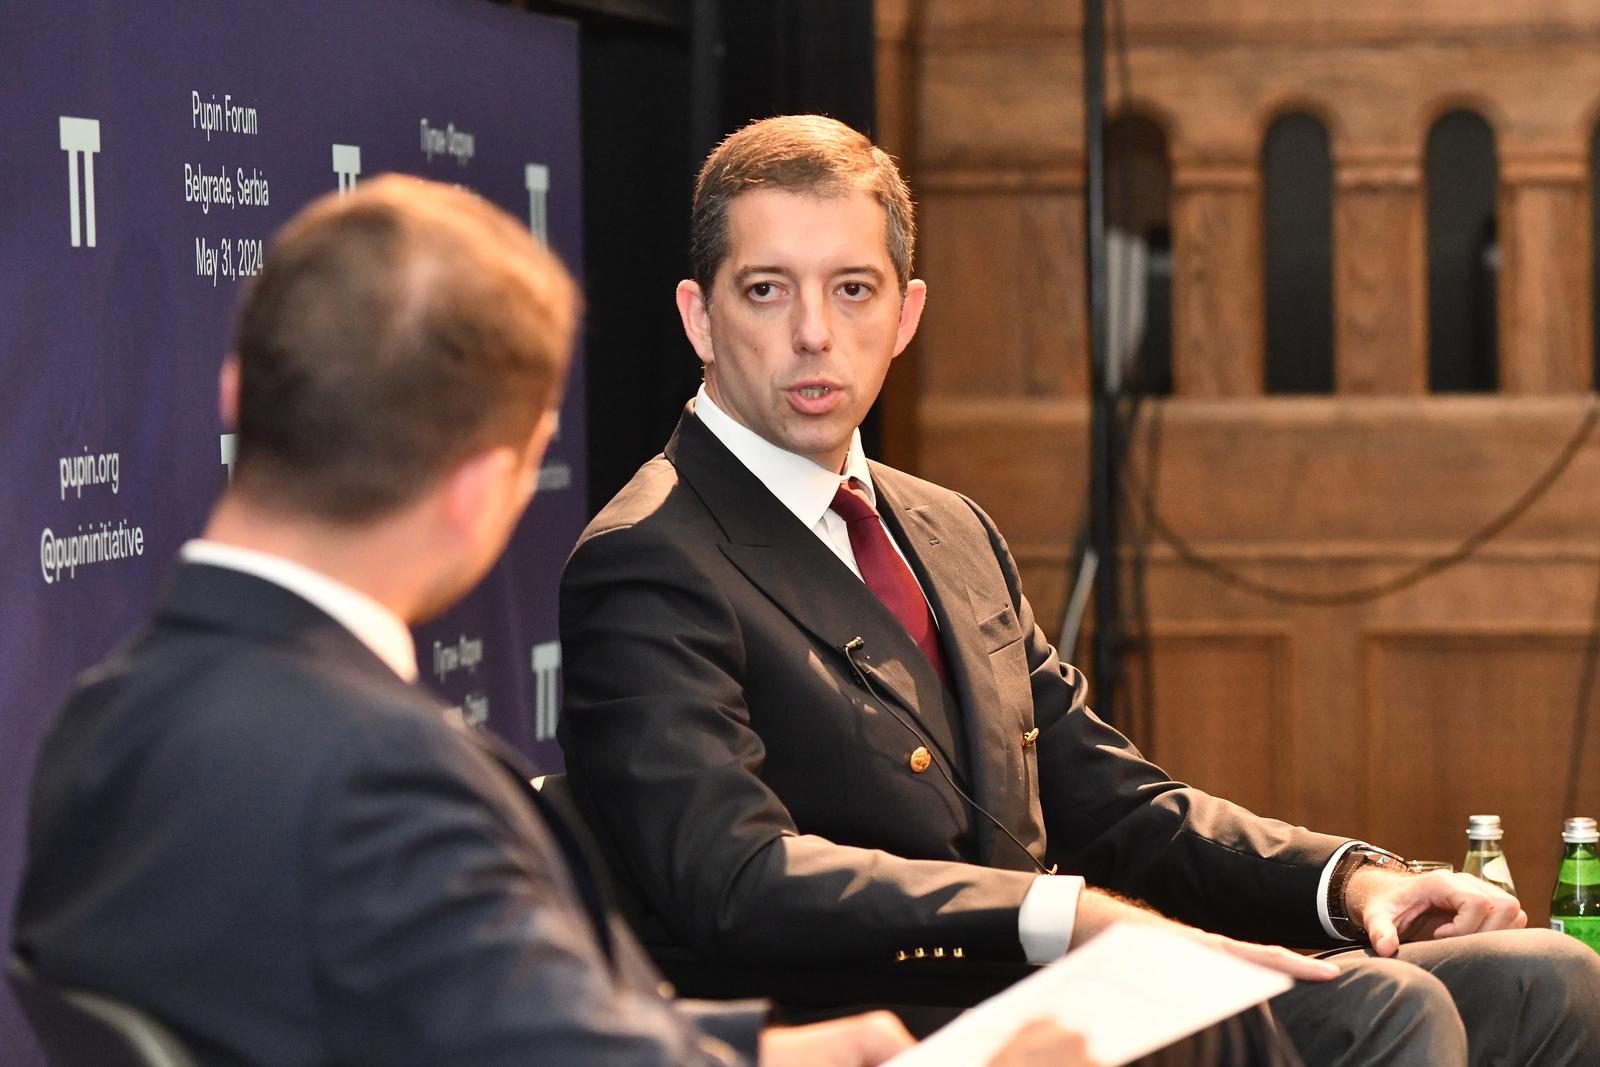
[218,355,240,429]
[440,445,520,544]
[892,279,927,359]
[440,410,559,544]
[676,279,715,370]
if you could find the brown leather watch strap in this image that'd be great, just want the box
[1326,844,1409,940]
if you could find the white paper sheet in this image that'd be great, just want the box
[884,923,1294,1067]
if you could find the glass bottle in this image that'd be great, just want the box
[1550,817,1600,953]
[1462,814,1516,895]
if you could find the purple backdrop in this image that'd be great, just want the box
[0,2,584,1060]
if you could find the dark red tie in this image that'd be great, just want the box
[830,479,949,687]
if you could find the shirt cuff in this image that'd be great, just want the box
[1017,872,1086,963]
[1317,840,1364,941]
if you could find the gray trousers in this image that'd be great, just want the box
[1268,928,1600,1066]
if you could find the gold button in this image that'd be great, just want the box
[953,947,965,959]
[908,746,932,773]
[896,949,909,962]
[933,947,945,958]
[1021,727,1040,748]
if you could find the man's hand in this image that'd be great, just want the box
[759,1011,913,1067]
[1348,867,1527,957]
[1073,887,1340,982]
[986,1019,1103,1067]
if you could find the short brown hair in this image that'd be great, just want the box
[232,176,579,522]
[689,115,916,298]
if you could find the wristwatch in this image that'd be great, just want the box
[1326,844,1409,940]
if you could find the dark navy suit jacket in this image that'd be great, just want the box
[15,562,761,1066]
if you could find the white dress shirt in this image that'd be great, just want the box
[692,385,909,585]
[180,539,419,683]
[693,387,1085,961]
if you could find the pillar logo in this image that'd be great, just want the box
[59,116,101,248]
[530,640,561,741]
[525,163,548,244]
[332,144,361,195]
[536,408,571,492]
[536,461,571,491]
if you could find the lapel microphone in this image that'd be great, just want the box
[839,636,1057,878]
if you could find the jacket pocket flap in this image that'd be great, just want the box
[977,604,1022,653]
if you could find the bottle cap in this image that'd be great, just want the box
[1562,817,1599,844]
[1466,814,1503,840]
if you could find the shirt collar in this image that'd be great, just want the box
[179,539,419,682]
[693,385,876,527]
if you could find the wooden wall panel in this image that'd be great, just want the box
[918,44,1080,167]
[1119,397,1600,546]
[1333,176,1427,394]
[919,396,1600,553]
[1125,630,1291,819]
[921,394,1600,851]
[1171,167,1264,396]
[1365,631,1599,926]
[1499,166,1594,393]
[917,398,1086,548]
[887,2,1600,938]
[874,0,922,471]
[917,193,1086,399]
[1105,41,1600,152]
[921,3,1074,36]
[920,2,1600,41]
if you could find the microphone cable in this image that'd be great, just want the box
[840,636,1057,878]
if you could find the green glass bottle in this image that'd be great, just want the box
[1462,814,1516,895]
[1550,817,1600,954]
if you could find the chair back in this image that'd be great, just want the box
[533,771,650,928]
[6,954,198,1067]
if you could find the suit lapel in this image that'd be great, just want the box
[873,469,1042,869]
[876,487,1002,731]
[667,409,964,769]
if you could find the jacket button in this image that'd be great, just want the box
[908,746,932,773]
[1021,728,1040,748]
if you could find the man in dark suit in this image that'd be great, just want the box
[558,116,1600,1065]
[11,176,975,1067]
